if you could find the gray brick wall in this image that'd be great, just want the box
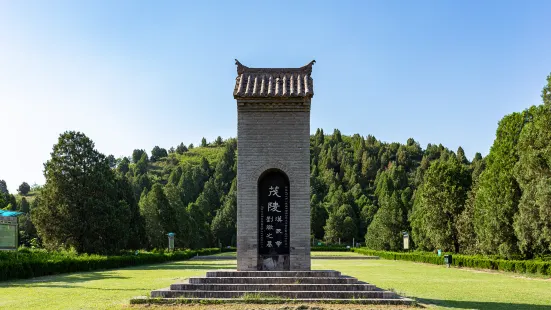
[237,102,311,271]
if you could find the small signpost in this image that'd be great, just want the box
[167,232,175,252]
[403,232,409,250]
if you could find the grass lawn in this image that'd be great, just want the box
[1,253,550,310]
[0,260,235,310]
[312,259,551,309]
[311,251,365,257]
[208,251,365,257]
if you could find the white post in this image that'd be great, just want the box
[352,238,355,248]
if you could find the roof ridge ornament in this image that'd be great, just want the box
[235,59,248,75]
[301,60,316,75]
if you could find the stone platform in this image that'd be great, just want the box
[135,270,414,305]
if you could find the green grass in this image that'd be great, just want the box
[1,254,550,309]
[0,259,235,310]
[178,146,225,166]
[15,189,40,204]
[206,251,365,258]
[310,251,363,257]
[147,146,226,183]
[209,251,236,257]
[312,259,551,309]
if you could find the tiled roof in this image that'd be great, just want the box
[233,60,315,99]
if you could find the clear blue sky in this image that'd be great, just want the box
[1,1,550,192]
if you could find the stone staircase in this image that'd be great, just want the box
[143,270,414,305]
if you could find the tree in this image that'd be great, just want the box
[188,143,194,149]
[513,77,551,257]
[358,199,377,237]
[18,197,30,213]
[19,197,38,247]
[32,131,130,253]
[132,149,147,163]
[133,173,151,198]
[134,153,149,175]
[365,195,405,250]
[150,146,168,162]
[201,137,207,147]
[117,157,130,175]
[324,204,357,243]
[168,166,183,185]
[106,155,117,169]
[213,140,237,196]
[473,112,525,257]
[211,180,237,246]
[411,158,471,252]
[116,176,146,249]
[456,146,468,165]
[0,180,8,194]
[215,136,223,146]
[542,73,551,106]
[311,198,328,240]
[456,154,486,254]
[18,182,31,196]
[139,184,178,249]
[186,202,211,248]
[176,143,188,154]
[195,179,221,223]
[178,161,210,206]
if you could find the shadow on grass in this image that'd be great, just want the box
[0,271,129,287]
[421,298,551,310]
[130,263,235,271]
[5,283,149,291]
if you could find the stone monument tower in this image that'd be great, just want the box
[234,60,315,271]
[144,61,412,304]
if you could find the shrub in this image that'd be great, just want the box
[352,248,551,277]
[0,248,220,282]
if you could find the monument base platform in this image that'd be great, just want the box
[133,270,414,305]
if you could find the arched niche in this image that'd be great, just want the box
[257,169,290,270]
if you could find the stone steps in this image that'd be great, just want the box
[151,289,396,299]
[139,270,415,305]
[205,270,341,277]
[170,283,377,291]
[131,297,414,305]
[188,276,358,284]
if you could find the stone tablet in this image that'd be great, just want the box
[258,170,290,269]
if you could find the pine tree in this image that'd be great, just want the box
[176,142,188,154]
[32,131,130,253]
[18,197,30,213]
[139,184,178,249]
[132,149,147,163]
[456,146,468,165]
[411,157,471,252]
[18,182,31,195]
[513,77,551,257]
[211,180,237,246]
[117,157,130,175]
[473,112,525,256]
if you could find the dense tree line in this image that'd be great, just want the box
[2,74,550,259]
